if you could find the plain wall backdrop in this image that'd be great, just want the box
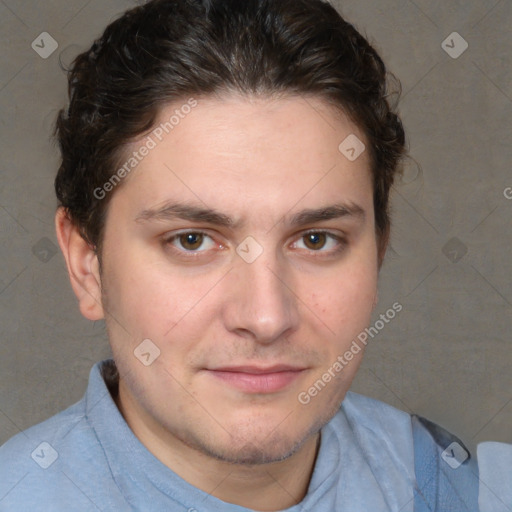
[1,0,511,455]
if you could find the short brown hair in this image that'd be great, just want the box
[55,0,405,259]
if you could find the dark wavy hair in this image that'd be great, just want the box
[55,0,405,261]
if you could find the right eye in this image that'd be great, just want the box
[165,231,217,253]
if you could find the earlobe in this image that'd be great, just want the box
[55,207,104,321]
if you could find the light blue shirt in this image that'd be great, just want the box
[477,442,512,511]
[0,359,491,511]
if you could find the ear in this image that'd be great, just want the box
[55,207,104,321]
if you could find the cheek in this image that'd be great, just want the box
[103,235,167,305]
[101,254,222,354]
[311,262,377,334]
[100,255,171,342]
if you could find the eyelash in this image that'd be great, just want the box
[162,230,347,259]
[292,230,347,257]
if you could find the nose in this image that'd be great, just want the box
[222,251,300,344]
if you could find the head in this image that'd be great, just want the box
[55,0,405,466]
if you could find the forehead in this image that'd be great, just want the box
[110,94,373,224]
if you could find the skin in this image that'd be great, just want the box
[56,94,382,511]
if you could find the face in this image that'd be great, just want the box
[97,94,379,465]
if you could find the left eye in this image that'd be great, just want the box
[294,232,340,252]
[168,232,216,252]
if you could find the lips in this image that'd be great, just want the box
[205,364,306,393]
[211,364,304,374]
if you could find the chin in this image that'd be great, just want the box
[204,432,307,466]
[180,411,326,466]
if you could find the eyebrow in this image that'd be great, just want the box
[289,203,365,226]
[135,202,237,227]
[135,201,365,228]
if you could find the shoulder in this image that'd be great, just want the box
[477,441,512,511]
[338,390,412,435]
[329,391,414,461]
[0,362,127,511]
[335,392,483,511]
[318,392,417,509]
[0,398,87,473]
[0,399,97,509]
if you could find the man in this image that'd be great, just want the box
[0,0,499,510]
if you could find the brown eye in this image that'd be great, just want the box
[303,232,327,250]
[179,233,204,250]
[164,231,218,257]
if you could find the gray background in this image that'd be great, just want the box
[0,0,511,455]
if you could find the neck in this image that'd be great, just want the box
[172,433,321,511]
[115,381,321,511]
